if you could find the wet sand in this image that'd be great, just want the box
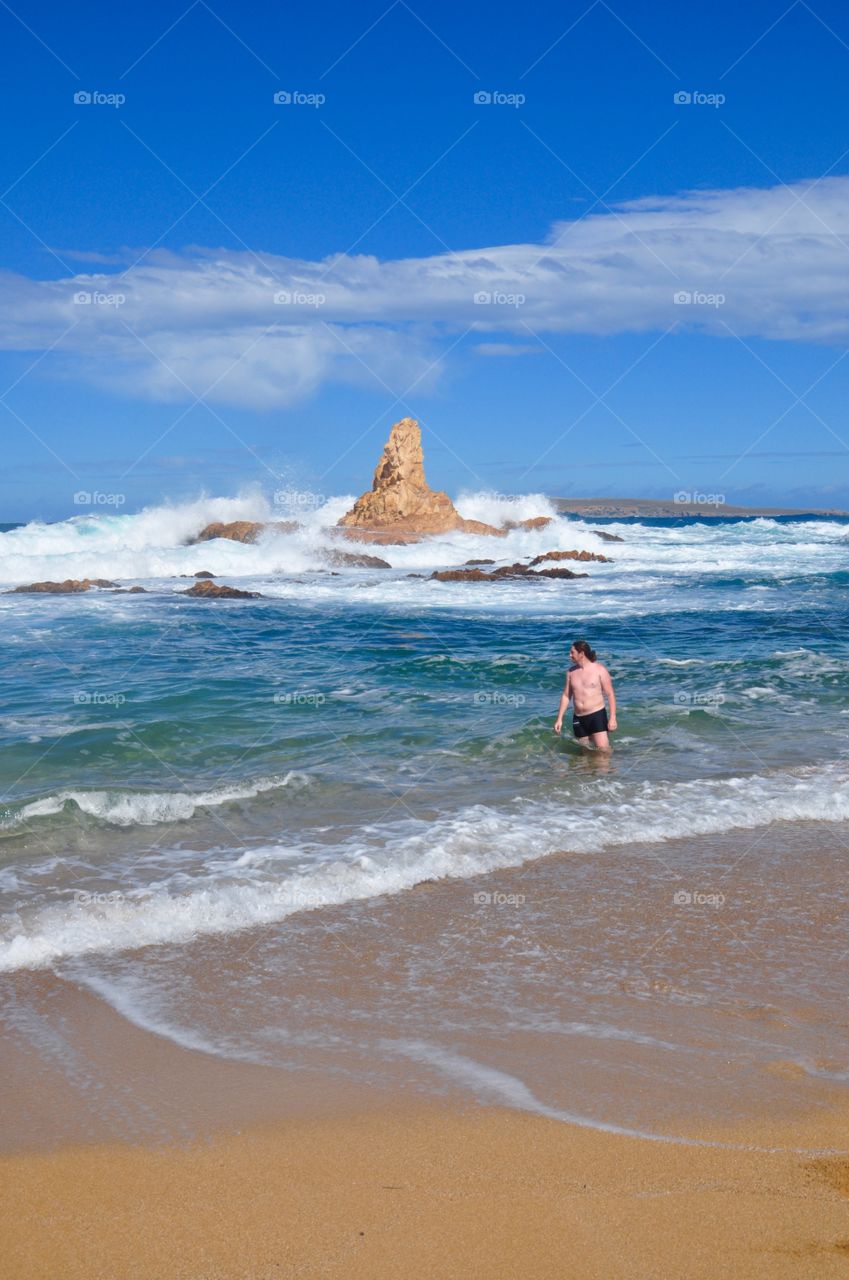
[3,823,848,1278]
[3,1102,849,1280]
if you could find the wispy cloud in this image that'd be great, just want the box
[2,175,848,409]
[474,342,543,357]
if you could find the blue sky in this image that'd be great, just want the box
[2,0,849,520]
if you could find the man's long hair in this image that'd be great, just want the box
[573,639,597,662]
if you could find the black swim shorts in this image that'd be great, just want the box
[573,707,609,739]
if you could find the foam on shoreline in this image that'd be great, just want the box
[2,760,847,971]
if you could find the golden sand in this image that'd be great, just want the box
[3,1104,849,1279]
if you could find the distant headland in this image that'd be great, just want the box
[551,498,847,518]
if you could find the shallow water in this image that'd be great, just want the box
[0,496,847,1143]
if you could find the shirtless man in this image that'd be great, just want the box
[553,640,617,751]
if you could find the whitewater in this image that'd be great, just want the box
[0,493,847,972]
[0,491,845,594]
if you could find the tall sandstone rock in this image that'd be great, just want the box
[338,418,502,542]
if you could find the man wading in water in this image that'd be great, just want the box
[553,640,617,751]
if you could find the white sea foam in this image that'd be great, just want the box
[67,968,280,1064]
[1,761,847,972]
[656,658,705,667]
[383,1040,843,1152]
[0,717,123,742]
[2,772,309,829]
[0,494,845,594]
[453,489,556,526]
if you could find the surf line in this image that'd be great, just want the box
[384,1040,849,1157]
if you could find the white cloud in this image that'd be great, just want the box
[1,175,848,408]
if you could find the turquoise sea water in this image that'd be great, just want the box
[0,497,847,1140]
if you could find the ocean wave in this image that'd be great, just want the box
[453,489,556,526]
[1,761,848,972]
[1,493,846,590]
[656,658,705,667]
[1,772,310,830]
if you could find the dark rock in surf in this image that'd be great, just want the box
[8,578,117,594]
[528,549,611,566]
[181,581,263,599]
[323,551,391,569]
[430,563,588,583]
[190,520,299,545]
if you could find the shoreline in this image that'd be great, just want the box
[2,1100,848,1279]
[3,820,847,1157]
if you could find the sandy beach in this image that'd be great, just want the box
[3,1102,849,1280]
[2,501,848,1279]
[4,0,849,1271]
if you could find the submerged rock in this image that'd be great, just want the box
[190,520,299,545]
[323,550,391,569]
[532,567,589,579]
[337,529,427,545]
[503,516,554,532]
[591,529,624,542]
[431,563,588,583]
[431,568,492,582]
[529,549,612,566]
[190,520,263,544]
[9,578,117,594]
[181,581,263,599]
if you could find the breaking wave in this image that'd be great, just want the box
[2,760,847,971]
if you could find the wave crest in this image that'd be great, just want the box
[2,772,310,830]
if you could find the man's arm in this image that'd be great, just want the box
[553,671,572,733]
[600,665,617,731]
